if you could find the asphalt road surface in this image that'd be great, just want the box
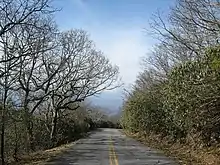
[46,128,177,165]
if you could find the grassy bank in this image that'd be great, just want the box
[9,132,91,165]
[12,141,79,165]
[124,131,220,165]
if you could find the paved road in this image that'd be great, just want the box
[46,128,177,165]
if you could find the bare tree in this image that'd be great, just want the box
[0,2,56,161]
[0,0,55,37]
[47,30,120,143]
[0,0,121,163]
[4,15,57,152]
[0,33,19,165]
[149,0,220,61]
[141,0,220,84]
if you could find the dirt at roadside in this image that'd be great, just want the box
[123,131,220,165]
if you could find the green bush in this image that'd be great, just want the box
[121,46,220,145]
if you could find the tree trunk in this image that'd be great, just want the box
[50,108,58,147]
[1,40,9,165]
[1,106,5,165]
[13,121,19,162]
[24,109,35,152]
[27,121,35,151]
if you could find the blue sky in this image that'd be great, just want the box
[53,0,175,112]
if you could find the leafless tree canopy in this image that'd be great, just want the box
[0,0,120,164]
[142,0,220,81]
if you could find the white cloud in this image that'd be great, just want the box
[86,27,152,110]
[82,27,150,110]
[89,28,150,86]
[57,1,152,87]
[68,1,150,86]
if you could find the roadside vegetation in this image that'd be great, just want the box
[0,0,120,164]
[121,0,220,164]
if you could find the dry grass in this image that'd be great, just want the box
[8,132,92,165]
[123,131,220,165]
[9,140,80,165]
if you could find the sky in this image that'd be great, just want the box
[53,0,175,113]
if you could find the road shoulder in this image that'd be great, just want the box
[123,130,220,165]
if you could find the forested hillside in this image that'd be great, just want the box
[0,0,120,164]
[121,0,220,164]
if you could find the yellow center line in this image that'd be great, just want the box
[109,136,119,165]
[109,139,113,165]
